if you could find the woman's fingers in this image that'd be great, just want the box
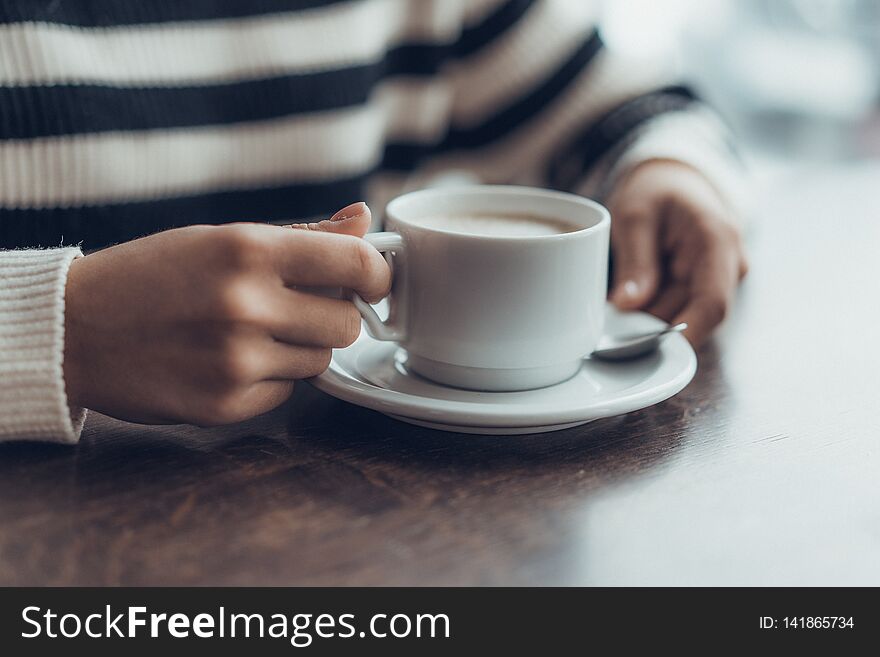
[206,380,296,426]
[259,341,333,381]
[609,213,661,310]
[646,284,689,323]
[278,200,389,301]
[673,246,740,347]
[675,294,730,348]
[268,289,362,348]
[271,226,391,303]
[287,201,372,237]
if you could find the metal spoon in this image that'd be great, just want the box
[591,322,688,361]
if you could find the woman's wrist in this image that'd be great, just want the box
[0,247,85,443]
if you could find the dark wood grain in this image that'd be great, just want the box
[1,164,878,586]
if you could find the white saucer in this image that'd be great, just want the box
[310,305,697,435]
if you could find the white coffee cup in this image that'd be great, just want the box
[354,185,610,391]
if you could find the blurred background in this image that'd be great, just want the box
[595,0,880,177]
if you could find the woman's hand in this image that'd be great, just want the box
[607,160,748,347]
[63,202,389,425]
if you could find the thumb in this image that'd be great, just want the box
[287,201,372,238]
[609,215,661,310]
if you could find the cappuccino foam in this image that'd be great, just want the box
[411,213,579,237]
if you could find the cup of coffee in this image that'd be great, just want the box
[354,185,610,391]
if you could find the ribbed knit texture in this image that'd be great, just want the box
[0,247,85,443]
[0,1,745,442]
[0,0,745,251]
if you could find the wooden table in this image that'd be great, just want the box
[1,163,878,586]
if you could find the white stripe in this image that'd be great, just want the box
[416,47,678,185]
[0,48,679,209]
[376,78,453,142]
[0,107,387,208]
[451,0,600,126]
[0,77,459,209]
[0,0,466,87]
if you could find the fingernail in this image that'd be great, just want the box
[622,280,640,299]
[330,201,368,222]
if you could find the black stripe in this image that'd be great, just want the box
[455,0,535,57]
[0,0,534,42]
[0,1,539,140]
[381,142,433,172]
[0,1,351,27]
[380,29,604,172]
[447,29,603,149]
[546,86,699,191]
[0,74,358,140]
[0,40,461,140]
[0,176,367,250]
[384,42,451,77]
[0,88,704,251]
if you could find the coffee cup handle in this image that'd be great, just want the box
[353,232,407,342]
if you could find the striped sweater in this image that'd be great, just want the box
[0,0,742,442]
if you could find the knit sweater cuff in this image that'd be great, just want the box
[0,248,86,444]
[600,106,753,227]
